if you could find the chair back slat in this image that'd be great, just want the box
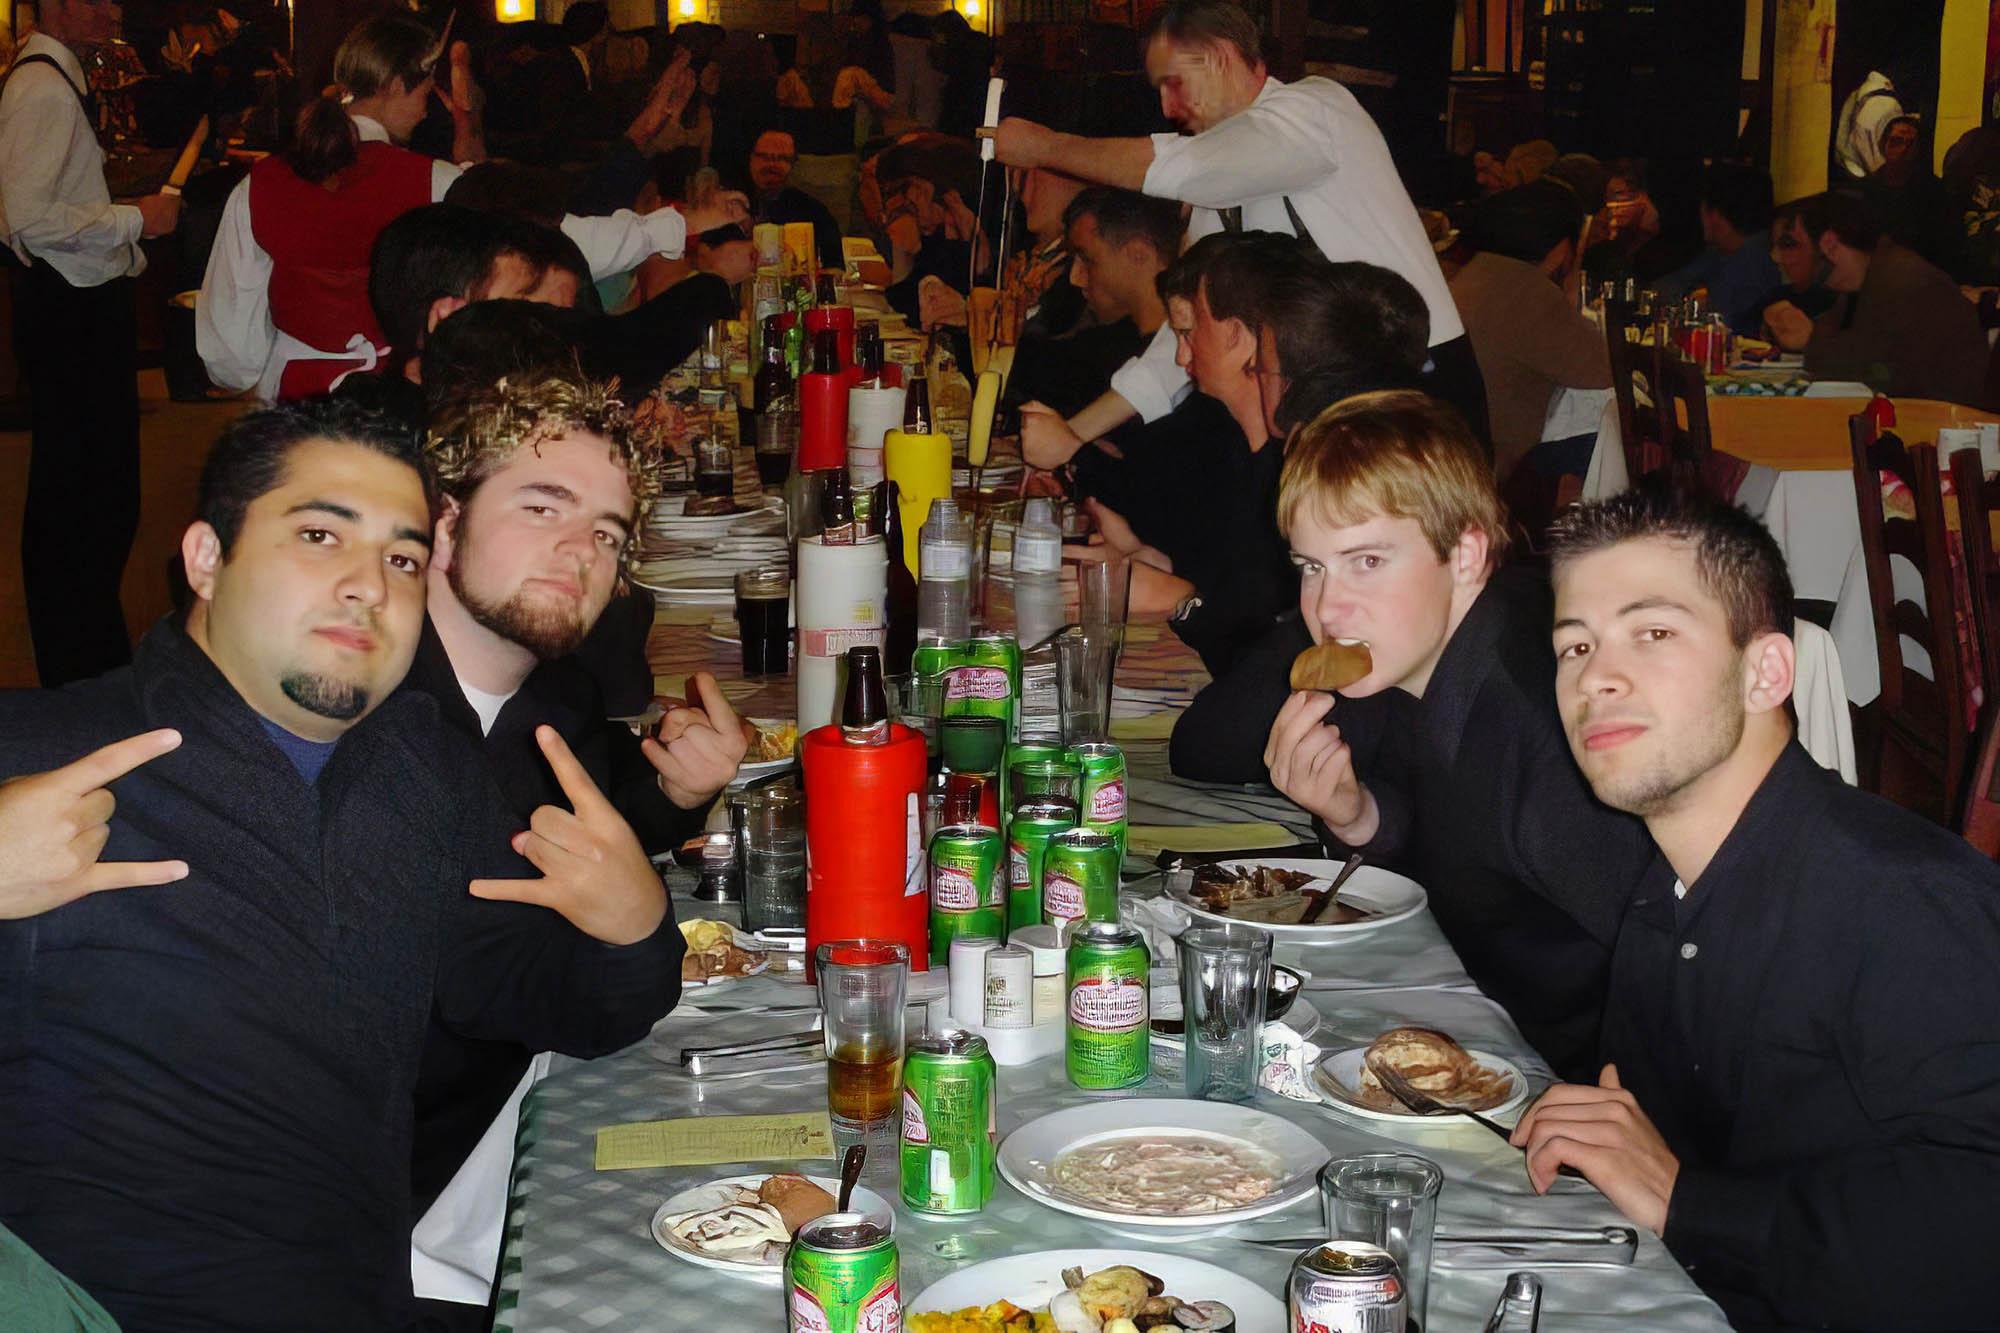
[1951,447,2000,700]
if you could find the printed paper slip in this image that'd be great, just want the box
[1125,822,1299,858]
[594,1111,835,1170]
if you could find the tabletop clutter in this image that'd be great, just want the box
[608,262,1561,1333]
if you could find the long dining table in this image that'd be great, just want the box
[489,594,1730,1331]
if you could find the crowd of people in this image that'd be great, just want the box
[6,0,2000,1330]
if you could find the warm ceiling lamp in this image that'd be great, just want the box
[496,0,529,20]
[963,0,981,17]
[678,0,697,14]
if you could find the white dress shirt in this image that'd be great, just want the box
[1113,75,1465,424]
[0,33,146,286]
[197,114,693,399]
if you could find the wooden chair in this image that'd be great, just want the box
[1849,415,1976,820]
[1657,355,1716,494]
[1961,706,2000,857]
[1950,446,2000,699]
[1602,302,1665,482]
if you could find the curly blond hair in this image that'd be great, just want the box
[424,369,666,524]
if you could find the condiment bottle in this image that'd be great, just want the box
[883,373,951,579]
[798,327,849,472]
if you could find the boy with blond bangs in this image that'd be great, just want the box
[1263,390,1650,1079]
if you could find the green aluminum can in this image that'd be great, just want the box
[928,823,1005,964]
[944,633,1021,738]
[912,639,959,687]
[899,1029,997,1215]
[1065,921,1151,1090]
[1003,740,1065,820]
[1010,755,1083,817]
[1006,799,1077,931]
[786,1213,900,1333]
[1070,742,1128,864]
[1040,827,1121,928]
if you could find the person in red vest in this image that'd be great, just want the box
[197,12,742,401]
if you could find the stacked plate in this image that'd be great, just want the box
[630,494,788,607]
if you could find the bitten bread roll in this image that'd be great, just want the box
[1289,639,1372,691]
[757,1174,837,1234]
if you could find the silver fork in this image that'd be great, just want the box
[1363,1051,1586,1181]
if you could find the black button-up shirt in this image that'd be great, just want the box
[1605,742,2000,1332]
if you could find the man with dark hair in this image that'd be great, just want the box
[0,396,683,1331]
[1527,486,2000,1331]
[993,0,1485,468]
[1654,161,1783,333]
[1450,180,1611,482]
[1752,194,1838,350]
[1788,190,1986,403]
[749,128,844,271]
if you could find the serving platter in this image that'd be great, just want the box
[909,1249,1284,1332]
[1165,858,1427,939]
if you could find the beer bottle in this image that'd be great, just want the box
[841,646,890,744]
[754,316,794,415]
[882,480,919,675]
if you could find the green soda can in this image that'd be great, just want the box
[944,634,1020,738]
[1006,799,1077,931]
[911,639,959,687]
[928,823,1005,964]
[1003,740,1065,820]
[1065,921,1151,1090]
[1071,742,1129,864]
[1041,827,1121,927]
[786,1213,900,1333]
[1011,756,1082,814]
[899,1030,997,1215]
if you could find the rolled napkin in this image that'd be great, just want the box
[795,535,888,733]
[847,384,906,493]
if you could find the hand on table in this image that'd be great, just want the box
[1511,1064,1679,1234]
[1020,400,1084,470]
[642,671,748,811]
[137,192,182,237]
[471,726,666,946]
[1763,300,1813,352]
[0,729,189,919]
[1264,691,1378,842]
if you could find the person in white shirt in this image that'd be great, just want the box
[0,0,181,686]
[993,0,1488,470]
[196,13,742,403]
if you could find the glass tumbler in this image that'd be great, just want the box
[815,941,909,1131]
[739,783,805,933]
[1320,1153,1444,1330]
[1177,925,1271,1102]
[1055,627,1117,746]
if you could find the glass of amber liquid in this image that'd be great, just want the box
[815,940,909,1130]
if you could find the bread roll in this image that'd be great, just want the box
[1289,639,1372,691]
[758,1173,836,1234]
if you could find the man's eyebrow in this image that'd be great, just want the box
[395,525,433,549]
[283,499,359,523]
[1552,616,1587,634]
[518,482,578,504]
[1335,541,1390,556]
[1617,596,1694,617]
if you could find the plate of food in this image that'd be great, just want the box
[650,1172,893,1278]
[679,919,770,987]
[998,1100,1326,1229]
[908,1251,1279,1332]
[1165,859,1425,937]
[735,717,799,780]
[1313,1027,1529,1123]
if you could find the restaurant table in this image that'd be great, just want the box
[490,624,1730,1333]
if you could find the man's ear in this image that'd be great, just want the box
[1742,628,1796,717]
[180,521,224,604]
[432,496,463,576]
[1452,526,1491,587]
[426,295,468,336]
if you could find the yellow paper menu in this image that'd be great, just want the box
[1125,822,1300,859]
[594,1111,835,1171]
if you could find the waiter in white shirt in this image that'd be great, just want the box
[0,0,180,685]
[994,0,1488,468]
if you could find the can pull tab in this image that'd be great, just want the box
[979,77,1005,162]
[1480,1272,1543,1333]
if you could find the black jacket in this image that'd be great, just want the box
[405,618,701,1215]
[1606,742,2000,1332]
[1171,612,1313,785]
[1317,571,1652,1079]
[0,619,683,1332]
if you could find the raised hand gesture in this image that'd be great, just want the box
[469,726,667,946]
[643,672,749,811]
[0,729,189,919]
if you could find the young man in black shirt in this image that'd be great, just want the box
[1260,392,1652,1080]
[0,397,682,1330]
[1521,488,2000,1331]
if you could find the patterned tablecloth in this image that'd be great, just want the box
[491,420,1727,1333]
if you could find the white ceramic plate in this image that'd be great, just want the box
[733,718,799,783]
[908,1249,1285,1332]
[1166,858,1427,938]
[650,1174,893,1279]
[998,1099,1327,1228]
[649,493,785,529]
[1312,1046,1530,1123]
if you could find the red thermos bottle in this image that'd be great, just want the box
[802,722,929,976]
[798,328,848,472]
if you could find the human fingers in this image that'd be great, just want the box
[1268,691,1337,762]
[535,726,610,817]
[689,672,741,732]
[73,855,191,896]
[1510,1082,1603,1144]
[69,785,116,833]
[1524,1132,1602,1194]
[469,874,557,909]
[54,729,182,796]
[512,827,591,880]
[528,803,595,857]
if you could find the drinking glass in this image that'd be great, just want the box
[1078,554,1132,632]
[886,671,945,759]
[815,941,909,1131]
[1177,925,1270,1102]
[740,783,805,932]
[695,435,734,501]
[755,408,800,490]
[1320,1153,1444,1331]
[734,566,791,676]
[1055,627,1117,746]
[700,319,728,389]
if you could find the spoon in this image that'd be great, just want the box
[835,1144,866,1212]
[1302,852,1366,924]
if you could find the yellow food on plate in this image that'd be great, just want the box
[748,721,799,763]
[906,1304,1051,1333]
[679,920,734,954]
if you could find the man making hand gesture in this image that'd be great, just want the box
[0,729,189,919]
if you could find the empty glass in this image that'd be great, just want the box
[1078,553,1132,631]
[739,783,805,933]
[1320,1153,1444,1331]
[886,671,945,759]
[1178,925,1271,1102]
[815,941,909,1131]
[1055,626,1118,746]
